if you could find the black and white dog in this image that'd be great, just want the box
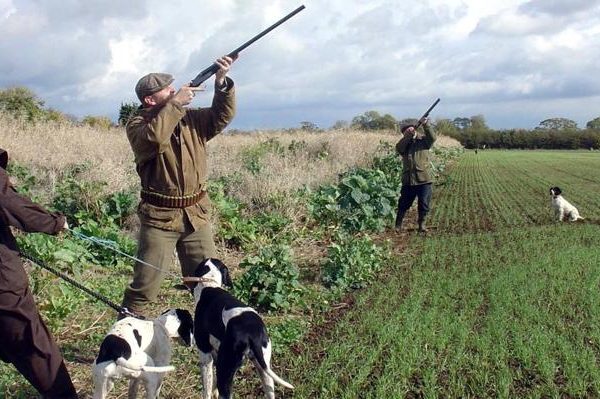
[92,308,194,399]
[184,258,293,399]
[550,186,584,222]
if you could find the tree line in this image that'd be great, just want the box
[345,111,600,150]
[435,115,600,150]
[2,87,599,149]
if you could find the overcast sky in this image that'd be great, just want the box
[1,0,599,130]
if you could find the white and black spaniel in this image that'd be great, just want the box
[184,258,293,399]
[92,308,193,399]
[550,186,584,222]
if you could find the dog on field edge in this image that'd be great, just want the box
[183,258,293,399]
[92,308,194,399]
[550,186,584,222]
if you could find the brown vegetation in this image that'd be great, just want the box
[0,112,460,209]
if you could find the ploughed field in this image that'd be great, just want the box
[284,150,600,398]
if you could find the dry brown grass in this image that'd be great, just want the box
[209,129,399,217]
[0,113,137,198]
[0,113,460,211]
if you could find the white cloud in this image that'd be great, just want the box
[0,0,599,129]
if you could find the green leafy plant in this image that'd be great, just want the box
[6,162,37,197]
[240,138,285,174]
[268,317,308,352]
[209,177,295,248]
[208,178,258,248]
[322,233,388,291]
[309,164,400,232]
[233,244,303,312]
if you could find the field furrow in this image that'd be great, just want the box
[432,151,600,232]
[284,150,600,398]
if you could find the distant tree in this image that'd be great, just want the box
[470,114,489,131]
[536,118,578,130]
[586,117,600,130]
[118,102,139,126]
[453,117,471,130]
[330,120,349,130]
[0,87,46,121]
[299,121,319,132]
[434,118,459,136]
[82,115,113,129]
[44,108,69,123]
[351,110,397,130]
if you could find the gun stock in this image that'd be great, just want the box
[414,98,441,129]
[190,5,306,87]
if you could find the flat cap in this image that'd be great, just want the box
[135,72,174,102]
[400,119,418,133]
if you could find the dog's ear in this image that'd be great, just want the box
[210,258,233,288]
[175,309,194,346]
[194,260,211,277]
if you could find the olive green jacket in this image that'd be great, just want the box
[126,77,235,232]
[395,124,436,186]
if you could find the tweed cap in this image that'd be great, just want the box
[400,119,418,133]
[135,72,174,102]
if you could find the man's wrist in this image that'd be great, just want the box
[216,77,231,91]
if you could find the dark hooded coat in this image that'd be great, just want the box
[0,149,77,398]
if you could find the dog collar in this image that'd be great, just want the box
[182,276,220,285]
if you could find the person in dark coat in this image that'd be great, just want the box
[394,117,437,232]
[0,148,78,398]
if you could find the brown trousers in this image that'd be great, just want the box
[0,286,78,398]
[122,220,217,314]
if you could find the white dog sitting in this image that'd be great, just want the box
[550,186,584,222]
[92,308,194,399]
[183,258,293,399]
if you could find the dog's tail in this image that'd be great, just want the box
[265,368,294,389]
[116,357,175,373]
[249,339,294,389]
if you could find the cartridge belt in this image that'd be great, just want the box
[141,189,206,208]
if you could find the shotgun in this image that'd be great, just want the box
[414,98,441,129]
[190,5,306,87]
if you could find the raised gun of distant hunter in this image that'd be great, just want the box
[414,98,441,129]
[189,5,306,87]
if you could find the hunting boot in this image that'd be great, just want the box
[418,214,427,233]
[395,210,406,231]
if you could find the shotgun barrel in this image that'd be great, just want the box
[414,98,441,129]
[190,5,306,87]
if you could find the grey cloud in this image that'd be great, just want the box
[2,0,600,130]
[33,0,146,27]
[473,0,600,37]
[519,0,600,16]
[0,0,147,92]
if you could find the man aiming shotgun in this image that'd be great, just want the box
[120,6,305,317]
[394,98,440,233]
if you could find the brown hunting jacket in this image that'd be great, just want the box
[395,124,437,186]
[126,78,236,232]
[0,151,66,295]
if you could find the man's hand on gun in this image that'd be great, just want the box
[172,86,205,107]
[214,55,238,87]
[173,55,238,107]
